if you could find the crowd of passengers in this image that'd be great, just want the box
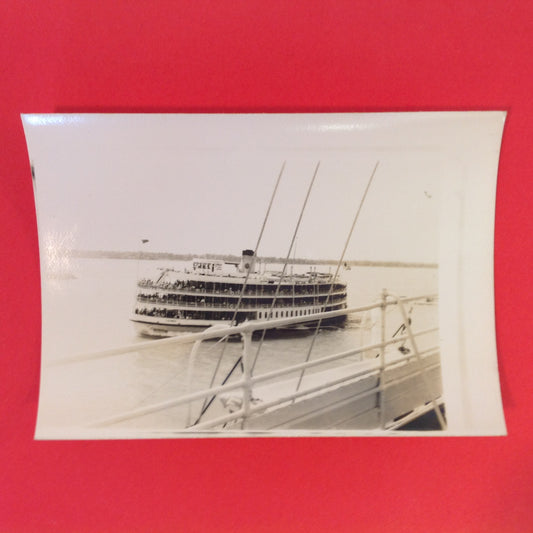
[138,278,344,295]
[134,308,238,321]
[136,292,346,308]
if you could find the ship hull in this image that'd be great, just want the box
[131,312,348,338]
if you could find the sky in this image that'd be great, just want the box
[22,112,497,263]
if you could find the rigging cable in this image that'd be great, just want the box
[193,161,286,424]
[250,160,321,373]
[194,160,320,424]
[294,160,379,393]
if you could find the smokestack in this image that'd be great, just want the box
[240,249,256,273]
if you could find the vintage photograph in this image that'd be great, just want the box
[22,112,506,438]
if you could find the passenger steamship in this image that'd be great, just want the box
[131,250,348,337]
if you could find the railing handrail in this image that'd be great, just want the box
[89,334,439,429]
[135,287,347,298]
[190,359,442,432]
[249,326,437,386]
[137,277,345,289]
[84,292,440,430]
[134,297,346,310]
[50,293,437,366]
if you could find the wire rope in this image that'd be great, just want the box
[294,161,379,393]
[193,161,286,424]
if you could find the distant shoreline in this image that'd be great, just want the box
[69,249,438,269]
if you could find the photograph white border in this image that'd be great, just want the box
[22,112,507,438]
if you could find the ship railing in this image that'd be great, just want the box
[137,277,343,289]
[136,286,347,298]
[134,298,347,310]
[72,291,443,432]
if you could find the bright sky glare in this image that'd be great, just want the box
[22,113,499,263]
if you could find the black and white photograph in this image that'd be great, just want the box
[22,112,506,438]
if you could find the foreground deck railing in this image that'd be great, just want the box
[55,291,443,432]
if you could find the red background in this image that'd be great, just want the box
[1,2,532,531]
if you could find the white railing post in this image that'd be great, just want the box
[395,295,447,430]
[240,329,253,429]
[185,338,204,427]
[185,324,229,427]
